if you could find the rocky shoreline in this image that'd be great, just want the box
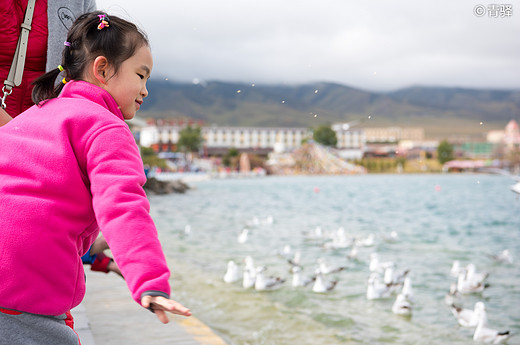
[143,177,190,194]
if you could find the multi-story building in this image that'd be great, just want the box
[136,119,427,160]
[363,127,425,143]
[331,123,366,149]
[203,126,310,151]
[485,119,520,164]
[331,122,366,159]
[138,120,312,155]
[503,119,520,151]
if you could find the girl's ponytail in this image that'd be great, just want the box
[31,67,64,105]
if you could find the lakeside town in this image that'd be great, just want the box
[130,117,520,181]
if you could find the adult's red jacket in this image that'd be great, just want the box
[0,0,48,116]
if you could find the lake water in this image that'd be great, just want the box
[149,174,520,345]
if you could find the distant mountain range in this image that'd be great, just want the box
[138,80,520,139]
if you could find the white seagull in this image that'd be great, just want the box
[473,304,511,344]
[509,181,520,195]
[184,224,191,236]
[237,228,249,244]
[382,231,399,243]
[244,255,256,272]
[457,271,490,294]
[254,266,285,291]
[332,227,347,241]
[465,263,489,285]
[367,273,395,300]
[223,260,240,283]
[358,233,375,247]
[242,256,256,289]
[312,269,338,293]
[317,257,346,275]
[401,276,414,303]
[369,253,394,273]
[247,216,260,227]
[383,266,409,285]
[450,260,465,278]
[451,301,484,328]
[279,244,292,258]
[242,266,256,289]
[487,249,514,264]
[346,245,359,261]
[445,282,463,306]
[288,250,302,269]
[303,226,325,240]
[392,293,412,316]
[323,227,352,249]
[291,266,315,288]
[279,244,297,264]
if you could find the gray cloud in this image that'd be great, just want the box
[97,0,520,91]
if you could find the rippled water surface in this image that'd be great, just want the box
[149,174,520,345]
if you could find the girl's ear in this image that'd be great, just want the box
[92,56,110,84]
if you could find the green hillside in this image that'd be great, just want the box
[139,80,520,139]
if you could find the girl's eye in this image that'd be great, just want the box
[137,74,144,79]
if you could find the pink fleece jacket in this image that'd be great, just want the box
[0,80,171,315]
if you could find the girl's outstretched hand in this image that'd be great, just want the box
[141,295,192,323]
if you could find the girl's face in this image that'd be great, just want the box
[104,45,153,120]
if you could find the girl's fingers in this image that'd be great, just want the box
[154,309,170,324]
[141,296,192,318]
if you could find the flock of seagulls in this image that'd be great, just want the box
[446,260,512,343]
[450,300,511,343]
[366,253,414,319]
[218,220,515,343]
[223,254,340,293]
[227,224,413,304]
[450,261,491,294]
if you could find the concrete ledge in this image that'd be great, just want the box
[77,269,228,345]
[71,303,96,345]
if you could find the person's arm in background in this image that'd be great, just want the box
[45,0,98,72]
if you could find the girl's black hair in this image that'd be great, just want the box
[32,11,149,104]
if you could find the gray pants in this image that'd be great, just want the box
[0,307,80,345]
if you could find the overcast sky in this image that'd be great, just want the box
[96,0,519,92]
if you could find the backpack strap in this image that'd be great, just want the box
[1,0,37,109]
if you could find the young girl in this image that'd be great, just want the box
[0,11,190,344]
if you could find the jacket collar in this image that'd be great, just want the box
[59,80,124,120]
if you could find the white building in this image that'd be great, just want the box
[332,123,366,149]
[332,122,367,160]
[204,126,310,151]
[138,120,368,158]
[139,124,312,152]
[363,126,425,143]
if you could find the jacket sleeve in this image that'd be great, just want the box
[84,123,171,303]
[45,1,99,72]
